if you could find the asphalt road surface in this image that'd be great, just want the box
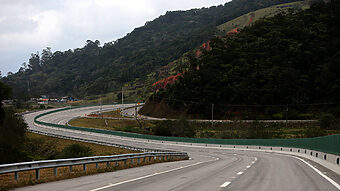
[17,105,340,191]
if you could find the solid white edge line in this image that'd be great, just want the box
[220,181,231,188]
[88,158,218,191]
[35,107,340,190]
[291,156,340,190]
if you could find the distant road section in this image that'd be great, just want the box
[18,105,340,191]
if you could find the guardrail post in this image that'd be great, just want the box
[96,163,99,169]
[115,160,119,167]
[69,166,72,172]
[149,156,152,161]
[131,158,134,164]
[53,167,57,176]
[35,169,40,180]
[83,164,86,171]
[14,172,18,181]
[124,159,127,165]
[137,158,140,164]
[106,162,110,167]
[143,157,146,163]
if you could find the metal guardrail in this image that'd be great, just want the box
[28,129,174,153]
[0,151,188,181]
[34,107,340,156]
[4,105,188,182]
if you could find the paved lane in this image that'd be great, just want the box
[17,105,340,191]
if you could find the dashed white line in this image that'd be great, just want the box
[246,165,251,168]
[88,158,218,191]
[220,182,231,188]
[237,172,243,175]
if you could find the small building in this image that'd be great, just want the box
[37,99,49,105]
[1,100,14,106]
[60,96,77,102]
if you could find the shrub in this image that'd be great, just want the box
[153,118,195,137]
[304,126,325,138]
[319,113,336,129]
[0,107,28,164]
[60,144,93,158]
[153,120,173,136]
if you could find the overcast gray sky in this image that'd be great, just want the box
[0,0,229,76]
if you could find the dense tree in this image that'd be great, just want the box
[150,1,340,119]
[1,0,307,98]
[28,52,41,72]
[41,47,52,65]
[0,108,28,164]
[0,82,12,124]
[0,82,28,164]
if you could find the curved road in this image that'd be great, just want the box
[18,105,340,191]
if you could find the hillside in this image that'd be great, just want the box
[217,0,312,32]
[141,0,340,120]
[136,0,326,101]
[2,0,305,99]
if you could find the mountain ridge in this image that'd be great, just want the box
[141,0,340,120]
[2,0,312,99]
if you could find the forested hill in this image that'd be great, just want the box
[142,1,340,119]
[2,0,303,98]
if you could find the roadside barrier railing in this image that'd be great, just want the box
[34,106,340,156]
[28,129,174,153]
[0,152,188,181]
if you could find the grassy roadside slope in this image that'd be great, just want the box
[217,0,312,33]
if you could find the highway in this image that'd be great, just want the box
[17,105,340,191]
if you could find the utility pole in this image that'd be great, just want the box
[135,103,137,120]
[100,97,103,119]
[121,86,124,105]
[212,103,214,127]
[285,105,288,128]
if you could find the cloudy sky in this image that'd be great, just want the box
[0,0,228,76]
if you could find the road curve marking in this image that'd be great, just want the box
[291,156,340,190]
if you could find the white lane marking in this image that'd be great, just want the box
[37,113,340,191]
[89,158,218,191]
[237,172,243,175]
[89,184,113,191]
[220,182,231,188]
[246,165,251,168]
[291,156,340,190]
